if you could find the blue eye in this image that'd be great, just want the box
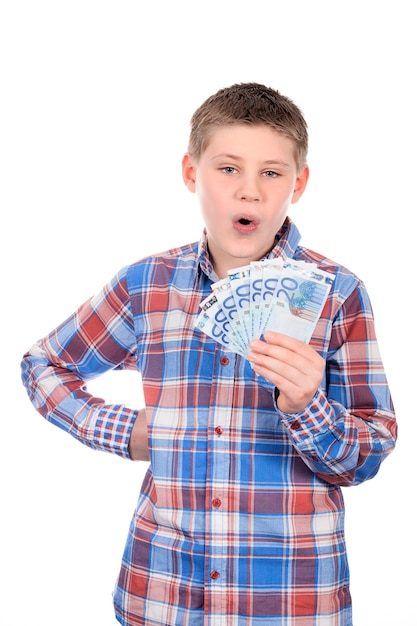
[263,170,279,177]
[222,166,237,174]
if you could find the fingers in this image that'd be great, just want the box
[249,331,321,371]
[247,331,325,413]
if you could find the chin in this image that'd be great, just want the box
[233,242,271,262]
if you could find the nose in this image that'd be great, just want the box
[238,175,261,202]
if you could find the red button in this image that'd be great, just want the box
[220,356,229,365]
[210,570,220,580]
[212,498,222,508]
[215,426,223,435]
[290,420,301,430]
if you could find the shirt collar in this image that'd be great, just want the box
[197,217,302,280]
[197,229,215,279]
[265,217,302,261]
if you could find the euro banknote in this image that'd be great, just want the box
[195,257,334,356]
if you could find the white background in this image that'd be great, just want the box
[1,1,415,624]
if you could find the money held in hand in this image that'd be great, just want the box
[195,258,335,357]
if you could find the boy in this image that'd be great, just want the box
[21,83,397,625]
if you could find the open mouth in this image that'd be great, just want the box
[233,214,259,233]
[234,214,259,226]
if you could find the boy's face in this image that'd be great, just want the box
[182,124,309,279]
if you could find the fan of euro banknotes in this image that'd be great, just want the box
[195,257,335,357]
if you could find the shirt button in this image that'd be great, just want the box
[220,356,229,365]
[290,420,301,430]
[210,570,220,580]
[212,498,222,508]
[215,426,223,435]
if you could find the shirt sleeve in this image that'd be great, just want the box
[20,268,139,459]
[278,282,397,486]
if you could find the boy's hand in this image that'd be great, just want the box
[128,408,150,461]
[247,331,325,414]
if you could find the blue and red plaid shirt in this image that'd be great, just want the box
[21,218,396,626]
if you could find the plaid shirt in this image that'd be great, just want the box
[21,218,396,626]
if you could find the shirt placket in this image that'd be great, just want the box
[205,348,236,625]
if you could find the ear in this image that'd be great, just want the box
[291,166,309,204]
[182,153,197,193]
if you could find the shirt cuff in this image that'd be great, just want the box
[93,405,139,458]
[278,387,333,444]
[55,393,139,458]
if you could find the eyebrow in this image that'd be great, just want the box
[211,153,290,168]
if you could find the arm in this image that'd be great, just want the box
[21,269,144,459]
[247,284,397,486]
